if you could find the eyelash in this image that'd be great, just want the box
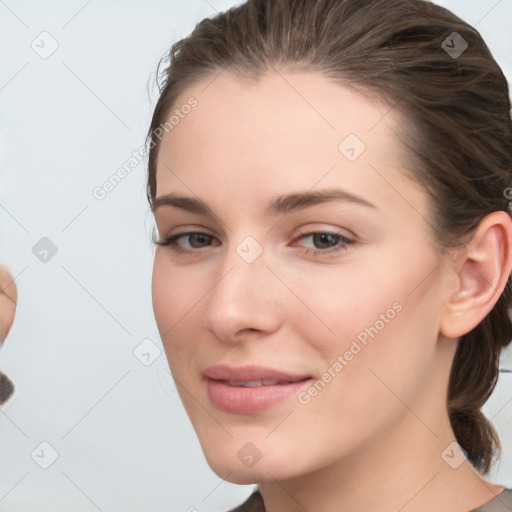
[154,230,354,257]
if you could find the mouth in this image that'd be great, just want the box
[218,378,310,387]
[202,363,312,383]
[201,363,315,414]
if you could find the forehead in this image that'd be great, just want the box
[154,70,425,216]
[164,69,396,147]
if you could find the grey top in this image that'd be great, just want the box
[228,488,512,512]
[471,488,512,512]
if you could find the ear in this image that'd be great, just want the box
[440,211,512,339]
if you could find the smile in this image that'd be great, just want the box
[205,377,313,414]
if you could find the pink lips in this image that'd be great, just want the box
[202,364,313,414]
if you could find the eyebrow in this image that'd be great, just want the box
[152,188,378,216]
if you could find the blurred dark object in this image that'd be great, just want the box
[0,371,14,405]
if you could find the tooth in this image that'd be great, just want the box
[227,379,292,387]
[262,379,281,385]
[229,380,263,387]
[244,381,263,387]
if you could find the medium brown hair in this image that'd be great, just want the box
[146,0,512,474]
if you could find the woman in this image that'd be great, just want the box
[146,0,512,510]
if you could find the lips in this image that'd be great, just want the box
[202,364,311,384]
[202,364,314,414]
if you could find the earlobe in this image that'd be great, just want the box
[440,211,512,339]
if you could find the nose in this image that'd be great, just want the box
[201,240,281,344]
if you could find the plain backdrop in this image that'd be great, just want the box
[0,1,511,511]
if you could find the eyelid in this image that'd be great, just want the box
[293,224,355,241]
[153,223,216,242]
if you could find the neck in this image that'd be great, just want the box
[258,356,503,512]
[259,415,501,512]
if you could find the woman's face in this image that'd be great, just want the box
[151,70,455,483]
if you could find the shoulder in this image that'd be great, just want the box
[471,488,512,512]
[226,488,265,512]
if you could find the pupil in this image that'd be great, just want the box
[192,234,210,247]
[315,233,336,248]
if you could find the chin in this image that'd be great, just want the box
[200,440,306,485]
[201,451,261,484]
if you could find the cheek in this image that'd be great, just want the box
[152,256,175,337]
[152,253,203,329]
[287,263,402,353]
[288,262,434,403]
[151,255,202,364]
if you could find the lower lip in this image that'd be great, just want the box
[205,377,314,414]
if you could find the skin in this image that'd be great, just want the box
[0,266,17,404]
[0,265,17,344]
[152,70,512,512]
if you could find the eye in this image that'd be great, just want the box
[155,231,218,254]
[293,231,354,256]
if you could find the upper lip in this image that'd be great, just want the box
[202,364,311,382]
